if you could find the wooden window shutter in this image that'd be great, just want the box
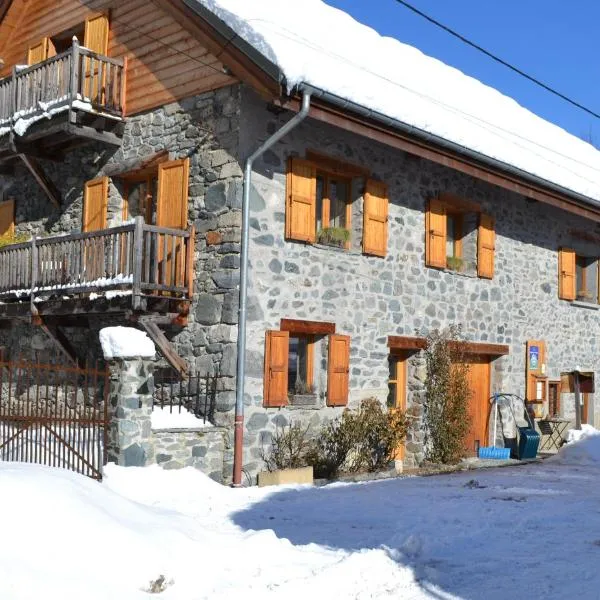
[0,199,15,238]
[263,330,289,407]
[156,158,189,230]
[83,177,108,232]
[363,179,388,257]
[558,248,576,301]
[477,213,495,279]
[84,14,110,55]
[285,157,316,243]
[327,334,350,407]
[27,37,55,65]
[425,198,446,268]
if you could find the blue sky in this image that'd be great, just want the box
[326,0,600,145]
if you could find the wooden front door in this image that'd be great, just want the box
[388,352,408,460]
[463,355,491,455]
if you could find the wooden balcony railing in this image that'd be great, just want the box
[0,217,195,309]
[0,38,125,131]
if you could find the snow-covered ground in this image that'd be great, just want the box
[1,431,600,599]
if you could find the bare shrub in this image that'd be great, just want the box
[423,325,472,464]
[307,398,408,478]
[260,422,312,472]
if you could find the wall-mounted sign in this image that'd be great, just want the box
[529,346,539,370]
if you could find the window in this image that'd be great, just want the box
[51,24,85,54]
[559,248,599,303]
[286,154,388,256]
[425,195,495,278]
[263,321,349,407]
[287,335,314,395]
[125,176,158,224]
[575,255,598,302]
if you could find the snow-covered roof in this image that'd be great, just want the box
[198,0,600,205]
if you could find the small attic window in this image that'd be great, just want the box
[51,23,85,54]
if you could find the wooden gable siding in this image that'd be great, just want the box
[0,0,237,115]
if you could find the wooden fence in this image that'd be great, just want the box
[0,39,125,128]
[0,217,194,305]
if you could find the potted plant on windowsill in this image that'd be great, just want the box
[317,226,351,248]
[577,289,594,302]
[446,255,465,272]
[288,380,317,406]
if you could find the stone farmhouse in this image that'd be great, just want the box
[0,0,599,484]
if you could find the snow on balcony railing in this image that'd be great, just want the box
[0,39,125,136]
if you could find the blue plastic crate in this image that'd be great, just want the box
[478,446,511,460]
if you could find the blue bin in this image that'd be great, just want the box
[478,446,511,460]
[518,427,540,459]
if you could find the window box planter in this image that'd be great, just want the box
[257,466,314,487]
[288,393,318,407]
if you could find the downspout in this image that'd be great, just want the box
[233,91,312,486]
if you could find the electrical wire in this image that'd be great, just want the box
[393,0,600,120]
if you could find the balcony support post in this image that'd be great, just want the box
[132,216,144,310]
[69,36,80,107]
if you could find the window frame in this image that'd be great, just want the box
[287,334,315,396]
[123,174,158,225]
[575,254,599,303]
[316,170,352,248]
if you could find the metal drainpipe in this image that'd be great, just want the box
[232,91,312,487]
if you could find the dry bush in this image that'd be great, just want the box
[307,398,408,478]
[260,422,312,472]
[423,325,472,464]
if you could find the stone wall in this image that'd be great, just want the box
[107,354,229,482]
[152,427,229,482]
[235,86,600,478]
[0,86,244,449]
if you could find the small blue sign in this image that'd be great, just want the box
[529,346,539,370]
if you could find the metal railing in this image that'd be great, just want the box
[0,217,195,305]
[153,368,218,426]
[0,39,125,130]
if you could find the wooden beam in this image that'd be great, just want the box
[66,123,123,147]
[139,317,189,378]
[449,341,510,356]
[280,318,336,335]
[18,154,61,207]
[31,306,79,366]
[388,336,427,351]
[9,138,64,162]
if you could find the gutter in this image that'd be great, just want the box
[299,83,600,212]
[232,91,312,487]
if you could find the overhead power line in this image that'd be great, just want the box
[393,0,600,120]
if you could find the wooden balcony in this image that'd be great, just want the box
[0,217,195,319]
[0,39,126,165]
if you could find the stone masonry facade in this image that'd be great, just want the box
[237,86,600,476]
[4,81,600,483]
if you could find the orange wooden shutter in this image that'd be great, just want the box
[157,158,189,229]
[27,37,55,65]
[84,14,109,54]
[285,157,316,242]
[327,334,350,407]
[363,179,388,257]
[425,198,446,268]
[83,177,108,231]
[264,330,289,407]
[157,158,189,287]
[558,248,576,301]
[477,213,495,279]
[0,199,15,238]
